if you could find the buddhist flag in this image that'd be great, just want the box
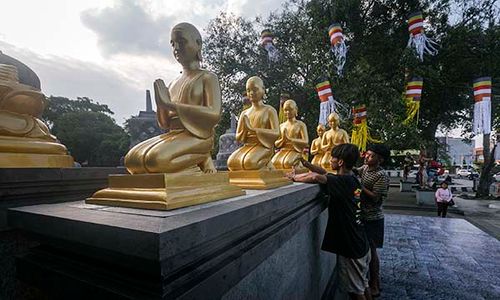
[260,29,280,63]
[406,78,423,100]
[473,77,492,134]
[407,11,438,61]
[316,80,335,125]
[351,105,382,152]
[403,77,423,124]
[328,23,348,76]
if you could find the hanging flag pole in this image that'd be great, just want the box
[473,77,492,135]
[260,29,280,63]
[351,104,383,152]
[315,79,336,126]
[328,23,348,76]
[403,76,423,125]
[407,11,438,61]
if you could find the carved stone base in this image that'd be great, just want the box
[229,170,291,189]
[86,172,245,210]
[0,152,73,168]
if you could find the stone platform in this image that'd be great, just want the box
[0,167,127,230]
[8,183,336,299]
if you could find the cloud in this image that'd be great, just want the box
[81,0,174,58]
[0,40,146,125]
[227,0,286,18]
[80,0,287,58]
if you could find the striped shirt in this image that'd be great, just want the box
[357,165,390,221]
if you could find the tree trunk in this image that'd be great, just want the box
[476,134,496,198]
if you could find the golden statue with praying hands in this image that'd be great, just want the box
[310,124,326,167]
[320,112,349,171]
[270,99,309,171]
[227,76,291,189]
[87,23,244,210]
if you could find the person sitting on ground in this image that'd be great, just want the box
[355,144,390,297]
[435,181,453,218]
[287,144,372,300]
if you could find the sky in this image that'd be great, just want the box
[0,0,286,125]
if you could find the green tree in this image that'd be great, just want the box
[43,96,113,129]
[53,111,129,166]
[43,96,129,166]
[203,0,499,152]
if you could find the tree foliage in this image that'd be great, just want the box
[203,0,499,153]
[44,96,129,166]
[43,96,113,129]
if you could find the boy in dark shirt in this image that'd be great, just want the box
[288,144,372,300]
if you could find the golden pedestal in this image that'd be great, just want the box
[0,152,74,168]
[229,169,291,189]
[86,172,245,210]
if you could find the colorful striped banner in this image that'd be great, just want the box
[328,23,343,46]
[473,77,492,102]
[408,12,424,36]
[406,77,423,101]
[353,105,367,124]
[316,80,333,102]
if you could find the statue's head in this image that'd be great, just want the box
[327,112,340,128]
[246,76,265,103]
[171,23,202,65]
[283,99,298,120]
[316,124,325,137]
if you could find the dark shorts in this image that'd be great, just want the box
[365,218,384,248]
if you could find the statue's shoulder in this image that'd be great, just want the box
[263,104,278,113]
[339,128,349,134]
[296,120,307,128]
[200,69,218,81]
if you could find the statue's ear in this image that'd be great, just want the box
[197,49,203,62]
[196,39,203,62]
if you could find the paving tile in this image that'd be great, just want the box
[378,214,500,299]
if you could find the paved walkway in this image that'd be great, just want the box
[379,214,500,300]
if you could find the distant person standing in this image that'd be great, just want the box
[403,152,414,182]
[435,182,453,218]
[356,144,390,297]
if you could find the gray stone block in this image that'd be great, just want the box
[8,183,333,299]
[0,167,127,230]
[416,189,436,206]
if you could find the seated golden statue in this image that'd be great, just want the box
[320,112,349,170]
[0,63,73,168]
[227,76,280,171]
[227,76,291,189]
[271,99,309,170]
[310,124,326,167]
[124,23,219,174]
[87,22,244,210]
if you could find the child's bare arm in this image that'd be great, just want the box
[300,158,327,175]
[291,172,327,184]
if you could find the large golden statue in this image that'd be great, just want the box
[310,124,326,167]
[0,63,73,168]
[227,76,291,189]
[270,99,309,170]
[320,112,349,170]
[87,23,244,210]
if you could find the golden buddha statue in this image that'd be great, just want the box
[271,99,309,171]
[320,112,349,170]
[87,23,244,210]
[310,124,326,167]
[227,76,291,189]
[0,63,73,168]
